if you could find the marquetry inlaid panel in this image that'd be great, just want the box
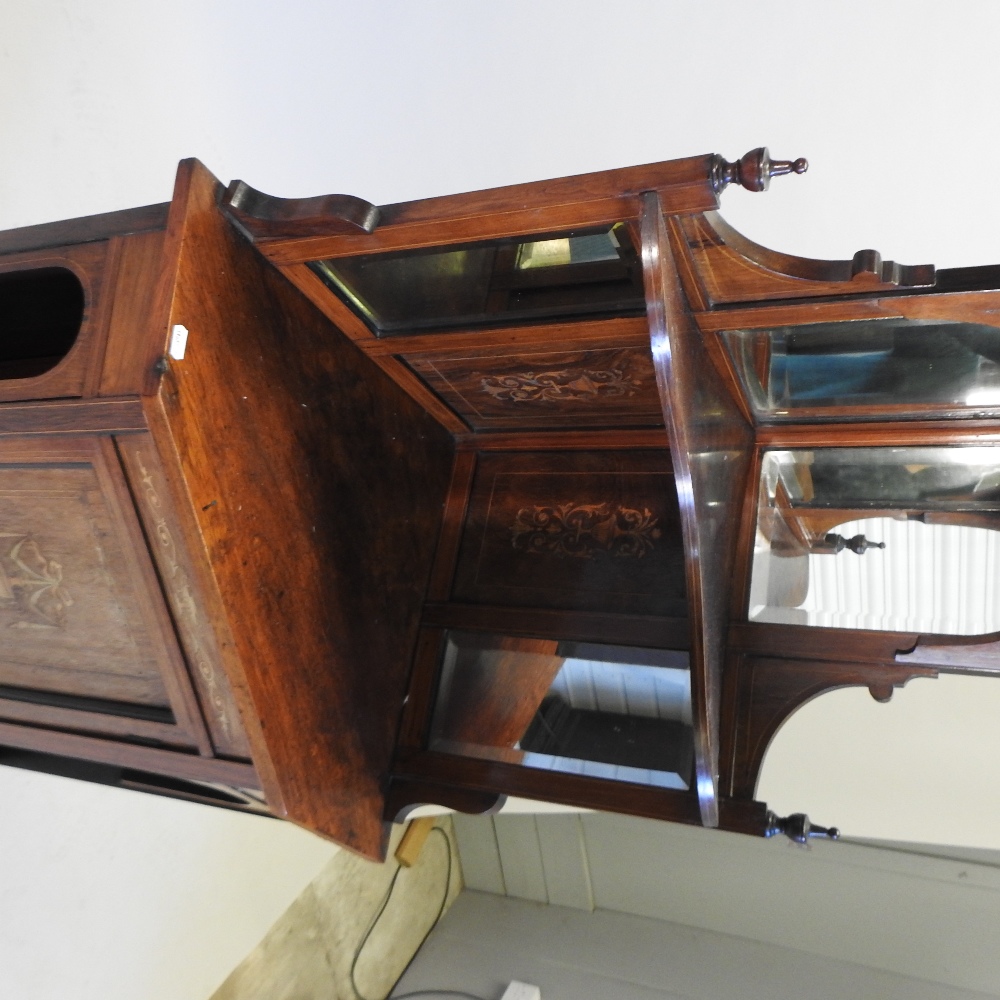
[405,346,663,430]
[452,451,686,615]
[0,450,171,709]
[121,436,253,757]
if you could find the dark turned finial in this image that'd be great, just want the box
[765,811,841,846]
[711,147,808,195]
[821,532,886,555]
[846,533,885,555]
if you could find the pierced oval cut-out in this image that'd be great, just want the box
[0,267,84,381]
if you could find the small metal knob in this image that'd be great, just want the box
[765,811,841,845]
[712,147,808,194]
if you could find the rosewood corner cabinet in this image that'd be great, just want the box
[3,149,999,859]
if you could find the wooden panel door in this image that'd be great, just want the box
[0,434,209,752]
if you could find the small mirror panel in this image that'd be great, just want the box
[724,318,1000,418]
[430,631,694,790]
[750,447,1000,634]
[310,226,644,336]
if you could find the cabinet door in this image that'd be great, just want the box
[0,435,209,752]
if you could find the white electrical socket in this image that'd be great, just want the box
[501,982,541,1000]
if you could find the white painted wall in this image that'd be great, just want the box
[0,766,337,1000]
[3,2,1000,995]
[758,673,1000,848]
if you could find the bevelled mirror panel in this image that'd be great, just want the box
[430,631,694,790]
[750,447,1000,634]
[724,318,1000,419]
[310,226,644,336]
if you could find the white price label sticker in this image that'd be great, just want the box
[169,324,189,360]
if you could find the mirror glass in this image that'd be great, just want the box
[310,225,644,336]
[750,447,1000,634]
[430,632,693,789]
[724,319,1000,418]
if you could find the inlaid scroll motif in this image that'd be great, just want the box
[511,502,661,560]
[480,363,646,404]
[135,455,233,741]
[0,533,73,628]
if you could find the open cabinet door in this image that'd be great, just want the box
[640,192,754,826]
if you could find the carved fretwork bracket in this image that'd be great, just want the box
[384,776,505,824]
[672,212,936,308]
[222,179,380,241]
[722,654,938,800]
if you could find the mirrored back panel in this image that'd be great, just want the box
[310,226,645,336]
[430,631,694,790]
[750,447,1000,634]
[724,318,1000,419]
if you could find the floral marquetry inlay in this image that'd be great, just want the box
[0,533,73,628]
[511,502,661,560]
[454,452,683,616]
[406,346,662,431]
[480,364,645,404]
[135,453,234,742]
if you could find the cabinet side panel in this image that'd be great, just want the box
[153,161,455,858]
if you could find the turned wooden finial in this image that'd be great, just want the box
[712,147,808,194]
[765,811,840,845]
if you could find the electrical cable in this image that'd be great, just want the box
[350,826,485,1000]
[392,991,489,1000]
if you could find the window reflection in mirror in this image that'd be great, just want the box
[430,631,693,789]
[724,319,1000,418]
[310,224,644,336]
[750,448,1000,634]
[515,231,623,270]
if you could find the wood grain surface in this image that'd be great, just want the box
[452,450,686,617]
[641,193,753,828]
[257,154,720,264]
[406,344,662,431]
[152,159,454,858]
